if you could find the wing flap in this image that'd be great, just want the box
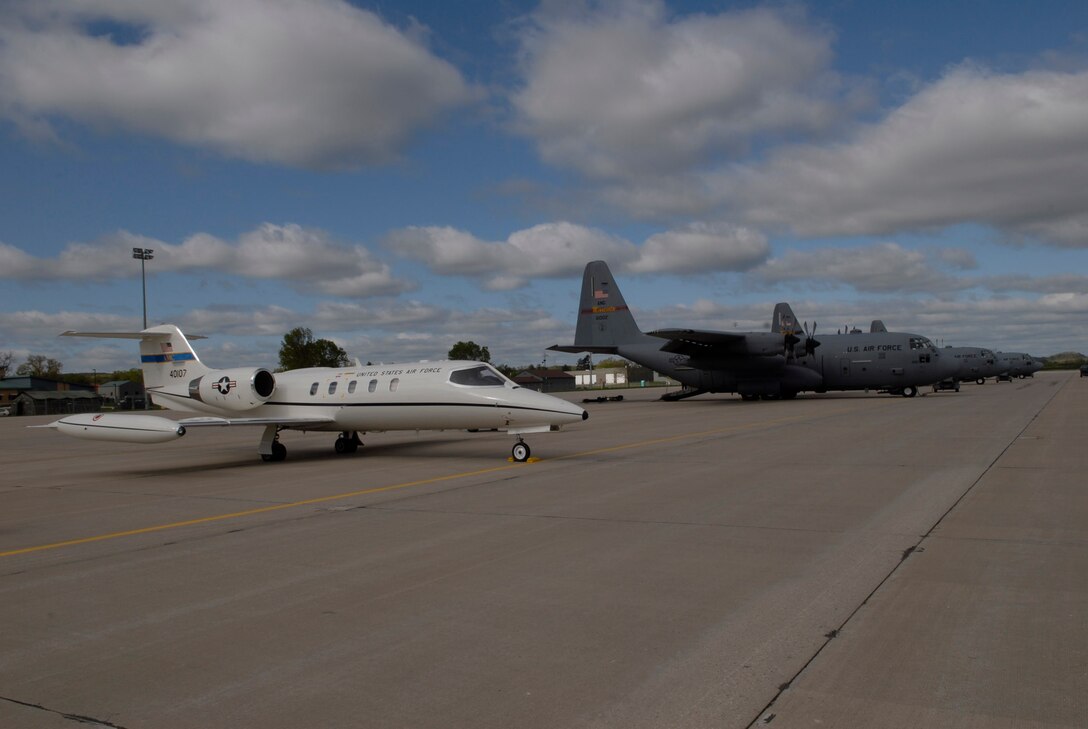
[647,328,747,356]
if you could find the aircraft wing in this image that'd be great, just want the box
[646,328,748,355]
[178,416,336,428]
[547,344,620,354]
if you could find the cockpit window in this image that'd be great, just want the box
[449,365,507,387]
[909,337,933,351]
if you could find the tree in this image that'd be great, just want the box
[278,327,350,370]
[448,341,491,362]
[16,354,63,378]
[597,357,630,369]
[0,351,12,378]
[494,363,521,379]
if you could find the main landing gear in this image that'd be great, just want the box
[334,431,363,455]
[259,427,363,462]
[260,426,288,462]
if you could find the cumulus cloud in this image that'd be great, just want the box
[511,0,849,179]
[0,0,477,169]
[754,242,970,293]
[0,223,413,298]
[712,65,1088,245]
[385,221,770,288]
[629,223,769,273]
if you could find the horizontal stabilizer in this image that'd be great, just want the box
[62,330,207,340]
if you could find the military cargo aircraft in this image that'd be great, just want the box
[939,346,1004,388]
[995,351,1044,380]
[550,260,958,400]
[34,325,587,462]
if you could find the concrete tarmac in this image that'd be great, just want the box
[1,371,1084,728]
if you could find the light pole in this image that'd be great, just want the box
[132,248,153,328]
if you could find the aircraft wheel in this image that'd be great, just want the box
[902,386,918,398]
[976,378,985,385]
[334,435,357,454]
[263,441,287,462]
[512,441,530,462]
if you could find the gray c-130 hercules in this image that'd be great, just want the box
[549,260,958,400]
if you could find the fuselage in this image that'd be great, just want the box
[995,352,1044,378]
[942,346,1003,381]
[152,361,586,433]
[613,331,956,396]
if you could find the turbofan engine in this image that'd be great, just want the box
[189,368,276,411]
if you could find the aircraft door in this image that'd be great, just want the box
[839,358,850,377]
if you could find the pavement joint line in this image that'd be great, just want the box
[744,375,1072,728]
[0,405,860,560]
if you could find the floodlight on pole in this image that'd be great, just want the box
[131,248,153,329]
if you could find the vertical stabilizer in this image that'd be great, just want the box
[572,260,644,348]
[771,303,801,334]
[136,325,208,390]
[62,325,210,403]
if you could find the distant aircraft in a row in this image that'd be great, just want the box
[550,260,960,400]
[868,323,1041,390]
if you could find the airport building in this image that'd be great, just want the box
[0,376,103,416]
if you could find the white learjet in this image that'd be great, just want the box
[36,325,587,462]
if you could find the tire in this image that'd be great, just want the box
[265,441,287,462]
[512,442,530,462]
[903,385,917,398]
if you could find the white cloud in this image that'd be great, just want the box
[712,65,1088,245]
[630,223,769,274]
[0,0,477,169]
[386,222,637,289]
[754,242,969,293]
[511,1,848,179]
[0,223,413,298]
[386,220,769,287]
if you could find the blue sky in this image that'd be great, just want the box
[2,0,1087,373]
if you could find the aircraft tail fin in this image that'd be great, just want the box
[771,303,801,334]
[62,325,209,400]
[571,260,644,350]
[870,320,888,333]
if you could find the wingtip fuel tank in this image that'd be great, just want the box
[39,413,186,444]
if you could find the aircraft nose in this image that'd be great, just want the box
[516,388,587,424]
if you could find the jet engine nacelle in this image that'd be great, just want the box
[46,413,186,444]
[189,368,276,411]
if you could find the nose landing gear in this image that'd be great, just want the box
[511,439,531,463]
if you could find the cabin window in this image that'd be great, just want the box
[328,382,337,395]
[449,365,506,387]
[390,378,400,392]
[309,382,319,396]
[368,379,377,393]
[348,380,357,394]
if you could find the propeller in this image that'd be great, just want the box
[781,314,801,360]
[803,321,820,357]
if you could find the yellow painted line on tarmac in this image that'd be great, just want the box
[0,463,517,559]
[1,405,859,559]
